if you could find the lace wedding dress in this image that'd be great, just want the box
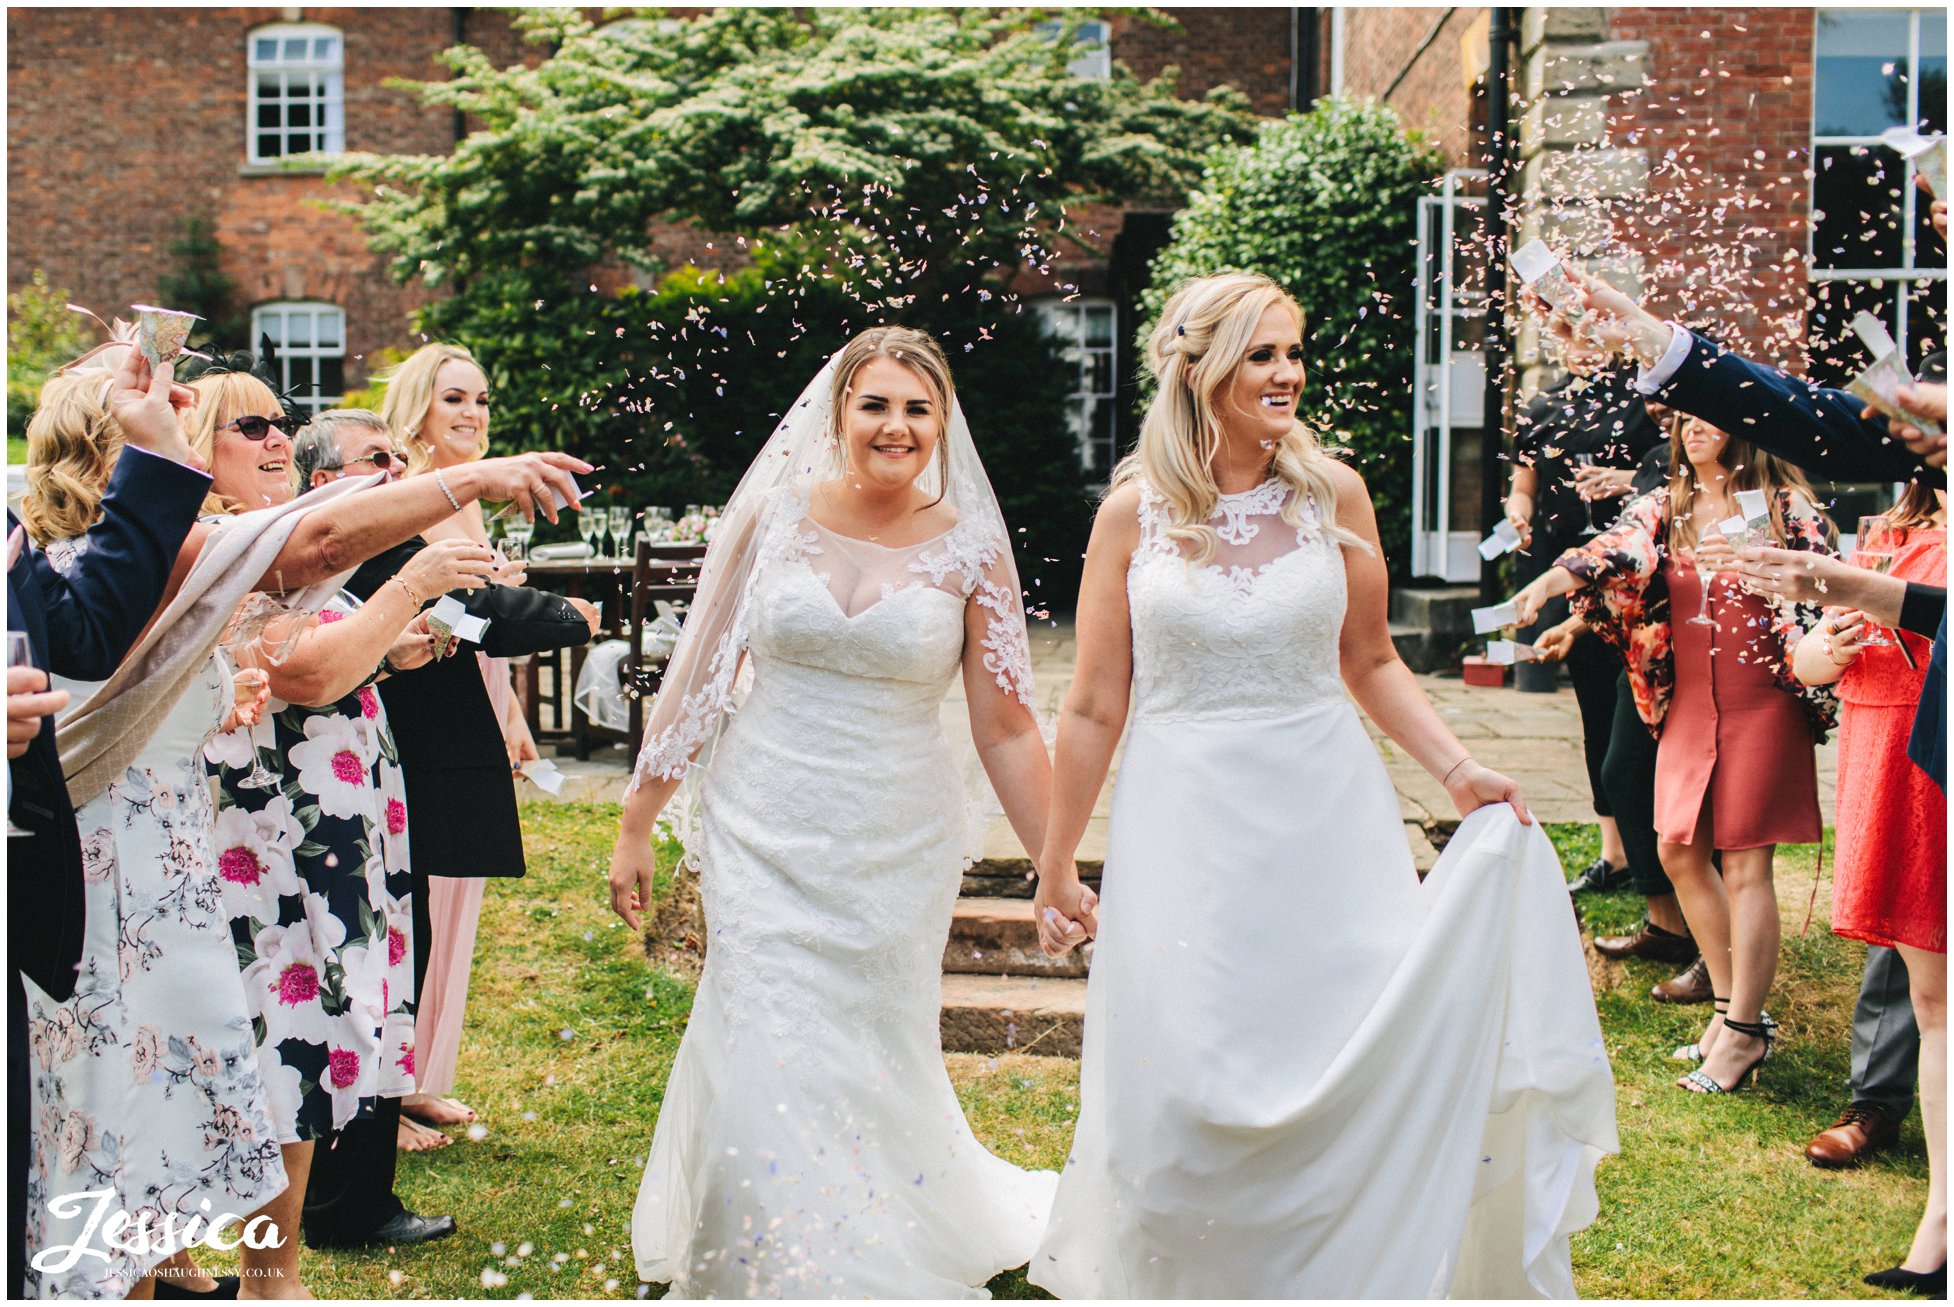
[631,499,1054,1299]
[1029,479,1618,1299]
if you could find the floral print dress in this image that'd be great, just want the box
[26,641,287,1300]
[206,594,417,1144]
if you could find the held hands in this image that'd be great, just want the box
[6,666,69,760]
[608,836,659,931]
[1442,759,1533,826]
[465,453,595,524]
[399,537,497,601]
[1032,864,1099,958]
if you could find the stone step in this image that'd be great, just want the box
[944,899,1090,979]
[939,973,1088,1058]
[1390,584,1482,634]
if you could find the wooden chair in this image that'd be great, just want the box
[569,541,706,762]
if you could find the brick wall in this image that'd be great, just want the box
[1605,8,1815,367]
[1340,7,1490,164]
[1113,8,1296,118]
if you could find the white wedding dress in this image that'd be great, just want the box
[632,504,1055,1298]
[1029,479,1618,1300]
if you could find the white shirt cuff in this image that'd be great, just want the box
[1633,323,1693,395]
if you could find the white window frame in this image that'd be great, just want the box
[1036,297,1120,480]
[246,22,345,165]
[1037,18,1112,80]
[251,302,346,415]
[1809,8,1946,372]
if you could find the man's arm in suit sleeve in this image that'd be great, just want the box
[21,447,211,681]
[1642,330,1943,487]
[455,583,594,658]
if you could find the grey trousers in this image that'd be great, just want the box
[1851,945,1920,1117]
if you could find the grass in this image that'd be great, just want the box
[196,807,1925,1299]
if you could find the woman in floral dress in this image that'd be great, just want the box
[1515,412,1838,1096]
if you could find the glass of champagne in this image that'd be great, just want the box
[1688,546,1718,626]
[1855,515,1900,647]
[578,509,602,556]
[8,632,37,836]
[232,667,284,791]
[608,506,631,561]
[1570,452,1600,534]
[505,517,534,563]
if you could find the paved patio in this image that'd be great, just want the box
[532,619,1838,868]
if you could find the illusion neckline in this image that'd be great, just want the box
[806,514,960,553]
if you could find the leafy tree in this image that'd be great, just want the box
[157,214,244,345]
[8,270,94,444]
[1139,98,1445,574]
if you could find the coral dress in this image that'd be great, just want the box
[1655,557,1822,849]
[1831,528,1947,953]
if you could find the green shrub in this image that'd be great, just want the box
[1139,98,1446,574]
[8,271,94,444]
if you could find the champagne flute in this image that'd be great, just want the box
[1570,452,1600,535]
[608,506,631,560]
[233,668,284,791]
[505,517,534,563]
[1688,547,1718,627]
[8,632,37,836]
[578,509,602,556]
[1855,515,1900,647]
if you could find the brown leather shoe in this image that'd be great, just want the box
[1650,955,1713,1003]
[1594,918,1698,964]
[1806,1102,1903,1168]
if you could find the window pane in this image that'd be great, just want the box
[1922,13,1947,134]
[313,36,336,62]
[256,133,282,160]
[285,314,313,347]
[1084,305,1114,347]
[1808,278,1901,386]
[1906,278,1947,366]
[288,101,312,129]
[318,357,345,399]
[254,37,277,61]
[256,101,280,129]
[317,312,343,348]
[1814,9,1912,136]
[281,36,306,60]
[1813,144,1905,268]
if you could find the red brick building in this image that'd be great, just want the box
[10,8,1939,577]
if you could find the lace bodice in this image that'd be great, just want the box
[1126,478,1349,722]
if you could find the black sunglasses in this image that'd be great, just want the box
[221,413,304,440]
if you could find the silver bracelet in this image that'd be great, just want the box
[433,466,462,513]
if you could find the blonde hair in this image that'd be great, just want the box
[827,326,957,504]
[182,372,293,516]
[1883,477,1944,538]
[1114,273,1364,565]
[378,342,489,477]
[1663,412,1826,553]
[21,368,123,543]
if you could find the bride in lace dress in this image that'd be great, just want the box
[607,328,1057,1298]
[1028,275,1618,1298]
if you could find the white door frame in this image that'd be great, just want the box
[1410,170,1488,583]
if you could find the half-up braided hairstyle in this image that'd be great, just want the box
[1113,273,1366,565]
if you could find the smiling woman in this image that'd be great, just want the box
[184,370,300,515]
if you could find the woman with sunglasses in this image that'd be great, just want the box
[17,343,592,1299]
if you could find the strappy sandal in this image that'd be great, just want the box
[1678,1015,1772,1093]
[1672,997,1728,1062]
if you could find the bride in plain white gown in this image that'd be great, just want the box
[607,327,1057,1298]
[1029,274,1619,1299]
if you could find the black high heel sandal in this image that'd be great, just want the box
[1678,1015,1771,1093]
[1672,997,1728,1063]
[1864,1262,1946,1297]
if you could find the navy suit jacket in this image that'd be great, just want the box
[1654,332,1945,489]
[7,449,209,1000]
[1655,331,1946,789]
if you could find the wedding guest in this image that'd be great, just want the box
[7,348,210,1299]
[1513,412,1838,1095]
[382,343,551,1144]
[1504,343,1663,891]
[199,392,500,1291]
[304,348,596,1252]
[19,338,591,1297]
[1791,479,1947,1294]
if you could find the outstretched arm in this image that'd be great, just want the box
[1332,463,1531,825]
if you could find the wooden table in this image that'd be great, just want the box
[518,544,707,762]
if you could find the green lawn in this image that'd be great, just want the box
[197,805,1925,1299]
